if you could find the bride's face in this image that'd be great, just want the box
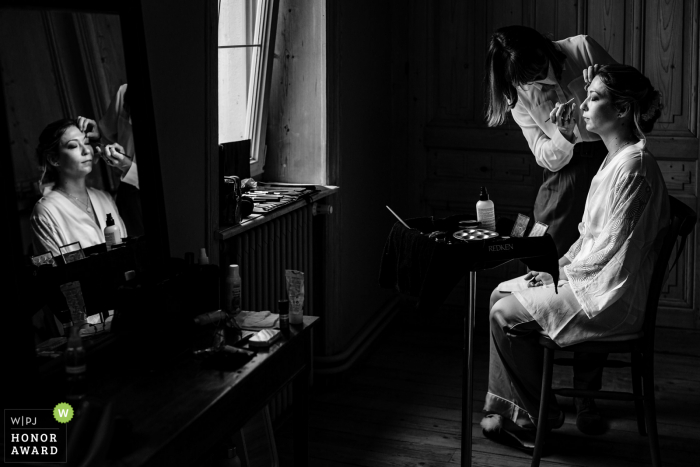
[580,76,619,136]
[55,126,94,179]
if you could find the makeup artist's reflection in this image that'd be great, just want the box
[96,83,143,237]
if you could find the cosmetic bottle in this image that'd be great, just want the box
[65,325,87,404]
[278,299,290,337]
[224,265,242,315]
[104,213,121,250]
[476,186,496,232]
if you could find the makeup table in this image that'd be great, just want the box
[92,316,319,466]
[381,217,560,467]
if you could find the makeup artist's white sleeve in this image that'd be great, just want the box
[121,157,139,189]
[511,98,576,172]
[561,35,618,73]
[98,84,139,190]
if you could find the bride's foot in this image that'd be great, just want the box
[480,414,536,454]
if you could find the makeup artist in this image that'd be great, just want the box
[483,26,616,435]
[485,25,617,256]
[31,118,127,257]
[96,84,143,237]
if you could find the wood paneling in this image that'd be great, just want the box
[392,0,700,328]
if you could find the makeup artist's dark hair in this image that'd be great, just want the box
[36,118,79,184]
[484,25,567,127]
[595,64,662,138]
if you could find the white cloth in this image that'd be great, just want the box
[31,187,127,257]
[509,141,669,346]
[98,84,139,189]
[512,35,617,172]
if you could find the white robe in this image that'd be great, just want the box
[512,141,669,346]
[31,187,127,257]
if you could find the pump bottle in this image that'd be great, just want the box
[104,213,121,250]
[476,186,496,232]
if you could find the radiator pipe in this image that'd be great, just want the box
[314,296,401,375]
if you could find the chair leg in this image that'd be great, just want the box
[531,347,554,467]
[642,352,662,467]
[631,352,646,435]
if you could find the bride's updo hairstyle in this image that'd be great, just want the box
[36,118,79,184]
[595,64,662,138]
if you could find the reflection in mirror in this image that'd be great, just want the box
[0,9,143,262]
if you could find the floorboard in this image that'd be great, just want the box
[275,304,700,466]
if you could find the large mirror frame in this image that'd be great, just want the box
[1,0,170,279]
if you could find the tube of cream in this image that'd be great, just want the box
[60,281,87,327]
[285,270,305,325]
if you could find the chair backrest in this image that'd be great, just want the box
[642,195,697,351]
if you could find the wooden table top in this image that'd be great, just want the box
[94,316,319,466]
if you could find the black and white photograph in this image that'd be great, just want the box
[2,1,699,466]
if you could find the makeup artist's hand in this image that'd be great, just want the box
[583,64,602,88]
[95,142,132,174]
[550,100,577,142]
[76,116,100,141]
[524,271,554,287]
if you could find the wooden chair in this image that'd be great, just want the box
[531,195,697,467]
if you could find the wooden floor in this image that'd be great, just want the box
[276,301,700,466]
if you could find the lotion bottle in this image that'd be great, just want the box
[224,264,242,315]
[104,213,121,250]
[476,186,496,232]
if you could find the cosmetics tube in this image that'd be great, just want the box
[194,309,227,325]
[285,270,305,325]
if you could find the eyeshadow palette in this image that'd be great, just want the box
[452,228,500,242]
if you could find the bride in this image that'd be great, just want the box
[31,118,127,257]
[481,64,668,452]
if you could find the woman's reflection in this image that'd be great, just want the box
[31,118,127,256]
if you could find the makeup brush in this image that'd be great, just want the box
[544,97,575,123]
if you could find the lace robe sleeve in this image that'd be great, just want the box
[31,212,62,257]
[564,232,583,262]
[563,173,653,318]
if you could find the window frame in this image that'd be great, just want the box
[218,0,279,178]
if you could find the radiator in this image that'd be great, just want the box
[222,204,315,422]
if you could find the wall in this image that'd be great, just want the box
[331,0,396,353]
[140,0,209,259]
[267,0,396,354]
[266,0,326,184]
[391,0,700,328]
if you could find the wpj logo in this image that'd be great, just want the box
[4,406,68,463]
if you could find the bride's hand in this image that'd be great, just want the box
[525,271,554,287]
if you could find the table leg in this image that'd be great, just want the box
[462,271,476,467]
[293,363,309,466]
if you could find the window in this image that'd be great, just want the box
[218,0,278,177]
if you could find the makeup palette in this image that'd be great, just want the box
[452,228,500,242]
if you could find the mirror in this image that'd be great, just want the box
[1,1,170,409]
[1,2,169,345]
[1,1,168,270]
[0,8,139,257]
